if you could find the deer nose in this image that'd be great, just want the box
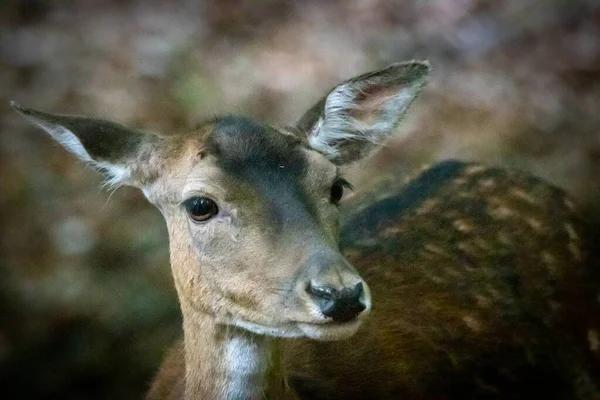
[307,281,367,322]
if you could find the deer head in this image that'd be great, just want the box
[12,60,429,341]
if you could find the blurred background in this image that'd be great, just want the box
[1,0,600,398]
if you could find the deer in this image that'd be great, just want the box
[12,60,600,399]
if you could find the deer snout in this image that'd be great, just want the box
[307,281,367,322]
[297,247,371,323]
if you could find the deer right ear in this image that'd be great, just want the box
[296,61,430,165]
[11,102,166,188]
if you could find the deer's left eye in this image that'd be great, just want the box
[330,178,353,205]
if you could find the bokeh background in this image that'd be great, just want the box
[1,0,600,398]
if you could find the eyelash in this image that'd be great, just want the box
[336,177,354,191]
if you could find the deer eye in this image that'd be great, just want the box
[330,178,353,205]
[183,196,219,222]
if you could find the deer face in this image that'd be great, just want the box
[154,117,368,340]
[12,60,429,341]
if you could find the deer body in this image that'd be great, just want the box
[12,60,600,399]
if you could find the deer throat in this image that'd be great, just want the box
[181,305,286,400]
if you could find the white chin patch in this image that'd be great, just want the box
[298,319,362,341]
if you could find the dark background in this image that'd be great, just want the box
[1,0,600,398]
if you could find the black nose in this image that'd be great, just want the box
[307,282,366,322]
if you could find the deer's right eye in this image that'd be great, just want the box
[183,196,219,222]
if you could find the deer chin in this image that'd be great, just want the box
[230,316,363,341]
[232,318,307,338]
[297,318,363,341]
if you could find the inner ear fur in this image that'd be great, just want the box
[296,60,430,165]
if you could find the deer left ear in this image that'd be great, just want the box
[11,102,165,187]
[296,61,430,165]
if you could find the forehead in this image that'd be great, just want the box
[205,116,309,181]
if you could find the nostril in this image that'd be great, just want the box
[352,282,368,310]
[347,283,366,314]
[306,282,337,300]
[350,282,364,301]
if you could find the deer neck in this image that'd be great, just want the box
[180,303,288,400]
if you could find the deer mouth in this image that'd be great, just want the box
[229,312,365,341]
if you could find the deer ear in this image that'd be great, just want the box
[296,60,430,165]
[11,102,164,187]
